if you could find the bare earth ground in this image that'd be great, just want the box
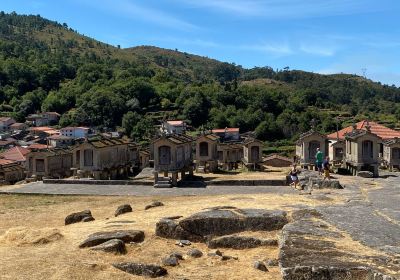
[0,191,342,280]
[0,170,399,279]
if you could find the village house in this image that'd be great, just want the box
[242,137,263,170]
[344,125,382,176]
[60,127,90,139]
[383,138,400,171]
[263,154,293,167]
[71,137,136,180]
[26,112,60,127]
[47,135,74,148]
[195,133,219,173]
[0,117,16,132]
[295,130,328,167]
[9,122,28,131]
[28,127,59,138]
[25,148,73,180]
[162,120,187,135]
[152,134,193,187]
[0,158,25,185]
[0,138,17,149]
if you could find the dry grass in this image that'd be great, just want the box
[0,192,340,280]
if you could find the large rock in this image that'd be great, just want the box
[207,235,277,249]
[65,210,94,225]
[90,239,126,254]
[115,204,132,217]
[307,178,343,190]
[187,248,203,258]
[79,230,144,248]
[162,256,179,267]
[156,208,288,242]
[145,201,164,210]
[112,262,167,278]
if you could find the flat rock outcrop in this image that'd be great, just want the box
[65,210,94,225]
[90,239,126,254]
[145,201,164,210]
[207,235,277,249]
[156,208,288,242]
[112,262,167,278]
[279,212,398,280]
[79,230,144,248]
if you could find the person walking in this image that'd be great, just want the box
[322,156,331,181]
[315,148,323,175]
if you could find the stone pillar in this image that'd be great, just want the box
[172,172,178,186]
[153,171,158,185]
[189,166,194,176]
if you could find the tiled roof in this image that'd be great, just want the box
[28,126,53,132]
[243,137,263,145]
[28,143,49,150]
[0,117,14,122]
[212,128,239,133]
[0,146,30,162]
[154,134,193,145]
[48,135,72,140]
[10,122,25,128]
[197,133,219,141]
[0,158,16,166]
[327,120,400,140]
[166,120,184,126]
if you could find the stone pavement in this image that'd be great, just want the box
[0,181,296,196]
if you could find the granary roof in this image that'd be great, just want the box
[383,137,400,146]
[243,137,263,145]
[153,134,193,145]
[197,133,220,141]
[298,129,327,140]
[327,120,400,140]
[344,129,381,140]
[86,138,131,148]
[0,146,30,162]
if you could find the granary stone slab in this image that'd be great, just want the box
[112,262,167,278]
[79,230,144,248]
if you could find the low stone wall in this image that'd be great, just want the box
[43,179,153,186]
[206,179,287,186]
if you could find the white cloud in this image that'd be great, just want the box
[299,44,336,56]
[78,0,198,31]
[240,42,293,57]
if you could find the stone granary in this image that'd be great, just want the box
[328,139,345,164]
[139,149,150,169]
[0,158,25,184]
[344,126,382,176]
[217,142,243,170]
[382,137,400,171]
[25,148,73,180]
[295,130,328,167]
[152,134,193,187]
[195,133,219,173]
[71,138,138,180]
[242,137,263,170]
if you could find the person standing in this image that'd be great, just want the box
[289,164,301,190]
[322,156,331,181]
[315,148,323,175]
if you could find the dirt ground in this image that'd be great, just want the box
[0,191,342,280]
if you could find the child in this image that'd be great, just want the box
[289,164,301,190]
[322,156,331,181]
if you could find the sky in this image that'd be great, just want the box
[2,0,400,86]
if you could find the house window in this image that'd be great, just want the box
[84,149,93,166]
[159,146,171,165]
[199,142,209,157]
[362,140,373,159]
[36,159,45,172]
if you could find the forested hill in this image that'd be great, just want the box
[1,11,400,145]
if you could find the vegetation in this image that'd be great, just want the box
[1,11,400,145]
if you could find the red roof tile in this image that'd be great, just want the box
[212,128,240,133]
[27,143,49,150]
[0,146,29,162]
[327,120,400,140]
[0,158,16,166]
[166,120,184,126]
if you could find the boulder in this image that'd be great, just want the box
[254,261,268,272]
[358,171,374,178]
[113,262,167,278]
[156,208,288,242]
[307,178,343,190]
[145,201,164,210]
[79,230,144,248]
[65,210,94,225]
[187,248,203,258]
[115,204,132,217]
[266,259,279,266]
[169,252,183,260]
[90,239,126,254]
[207,235,278,249]
[162,256,179,267]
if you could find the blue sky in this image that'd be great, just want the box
[2,0,400,86]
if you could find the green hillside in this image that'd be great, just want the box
[1,11,400,145]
